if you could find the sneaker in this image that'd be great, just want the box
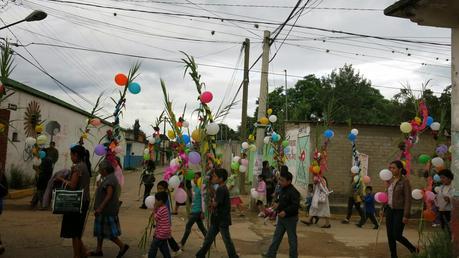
[341,219,350,224]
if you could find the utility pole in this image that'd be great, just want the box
[451,28,459,253]
[254,30,271,186]
[240,38,250,195]
[284,69,288,121]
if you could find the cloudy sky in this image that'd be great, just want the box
[0,0,451,136]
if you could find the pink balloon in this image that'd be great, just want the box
[175,188,187,203]
[240,159,249,166]
[424,191,435,202]
[375,192,388,204]
[363,176,371,184]
[200,91,213,104]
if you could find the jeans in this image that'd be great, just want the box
[385,207,416,258]
[195,223,238,258]
[148,238,171,258]
[346,196,364,223]
[360,212,379,227]
[180,212,207,246]
[439,211,451,236]
[266,216,298,258]
[168,237,180,252]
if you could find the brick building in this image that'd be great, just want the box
[285,121,437,204]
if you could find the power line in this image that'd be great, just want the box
[40,0,451,46]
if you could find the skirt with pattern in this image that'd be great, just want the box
[93,215,122,239]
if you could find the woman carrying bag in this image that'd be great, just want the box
[55,145,91,258]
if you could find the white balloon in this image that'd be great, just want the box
[239,165,247,173]
[145,195,156,209]
[264,136,271,144]
[434,186,441,193]
[431,157,444,168]
[430,122,441,131]
[351,166,360,174]
[170,158,179,167]
[25,137,36,146]
[182,121,190,128]
[206,123,220,136]
[148,138,155,144]
[168,175,181,189]
[411,189,424,200]
[351,129,359,135]
[379,169,393,181]
[33,157,42,166]
[144,148,150,155]
[269,115,277,123]
[241,142,249,149]
[232,156,241,163]
[36,135,48,145]
[250,188,258,199]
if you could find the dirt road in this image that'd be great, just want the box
[0,169,420,257]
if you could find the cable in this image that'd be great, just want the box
[39,0,451,46]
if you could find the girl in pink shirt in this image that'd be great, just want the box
[256,175,267,217]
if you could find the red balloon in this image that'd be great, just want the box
[423,209,436,222]
[114,73,128,86]
[200,91,213,104]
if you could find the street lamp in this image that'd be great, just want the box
[0,10,47,31]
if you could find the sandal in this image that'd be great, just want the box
[321,224,331,228]
[87,250,103,257]
[116,244,129,258]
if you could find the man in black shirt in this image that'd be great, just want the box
[263,166,300,258]
[196,168,239,258]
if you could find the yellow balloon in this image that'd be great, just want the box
[197,177,202,188]
[191,129,201,142]
[82,133,88,139]
[414,117,421,125]
[259,117,269,125]
[267,108,273,115]
[400,122,412,134]
[248,134,255,141]
[35,124,44,133]
[167,130,175,139]
[312,166,321,174]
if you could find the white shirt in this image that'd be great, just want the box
[388,179,398,208]
[436,184,455,211]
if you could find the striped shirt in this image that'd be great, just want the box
[154,205,171,240]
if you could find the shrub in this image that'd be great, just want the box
[7,165,33,189]
[412,230,453,258]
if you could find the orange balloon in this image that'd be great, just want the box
[423,209,436,222]
[115,73,128,86]
[312,166,321,174]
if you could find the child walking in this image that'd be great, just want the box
[227,172,244,216]
[356,186,379,229]
[148,192,171,258]
[89,159,129,257]
[179,172,207,248]
[140,160,156,209]
[436,169,455,236]
[256,174,267,217]
[156,181,182,255]
[196,168,239,258]
[263,167,300,258]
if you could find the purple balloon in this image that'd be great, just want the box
[188,151,201,164]
[94,144,107,156]
[436,144,448,156]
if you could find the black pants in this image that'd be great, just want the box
[148,238,171,258]
[142,184,154,207]
[195,224,238,258]
[385,207,416,258]
[180,212,207,246]
[346,196,364,222]
[168,237,180,252]
[360,212,378,227]
[439,211,451,236]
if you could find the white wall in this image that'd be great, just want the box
[1,90,125,178]
[129,141,146,156]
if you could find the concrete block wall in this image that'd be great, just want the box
[286,122,437,204]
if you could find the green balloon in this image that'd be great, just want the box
[231,162,240,170]
[143,153,150,160]
[185,148,190,154]
[418,154,431,164]
[282,140,289,148]
[185,169,195,180]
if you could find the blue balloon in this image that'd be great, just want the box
[433,174,441,183]
[269,148,274,155]
[182,134,190,144]
[348,133,357,142]
[324,129,334,139]
[271,133,280,142]
[426,116,434,126]
[39,150,46,159]
[128,82,141,94]
[284,147,290,154]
